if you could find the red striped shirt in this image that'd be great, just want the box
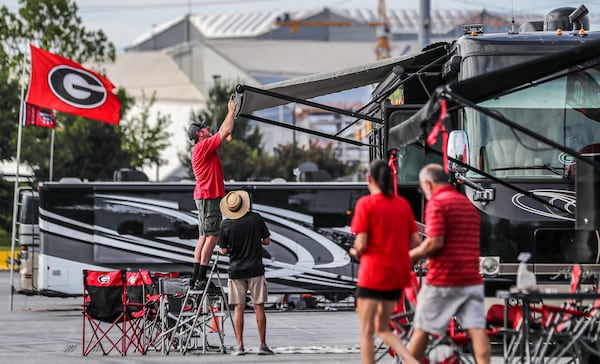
[424,185,482,286]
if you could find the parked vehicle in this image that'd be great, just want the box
[237,5,600,291]
[32,180,368,297]
[15,189,39,294]
[20,6,600,296]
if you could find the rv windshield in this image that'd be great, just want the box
[463,56,600,179]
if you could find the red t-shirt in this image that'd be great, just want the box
[424,185,483,286]
[350,193,418,291]
[192,134,225,200]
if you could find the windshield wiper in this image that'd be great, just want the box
[491,164,563,176]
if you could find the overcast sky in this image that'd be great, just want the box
[3,0,597,51]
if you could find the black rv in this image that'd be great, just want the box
[237,6,600,291]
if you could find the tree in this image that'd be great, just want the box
[1,0,118,173]
[0,0,121,234]
[178,80,357,182]
[121,91,172,175]
[254,142,355,181]
[179,80,263,180]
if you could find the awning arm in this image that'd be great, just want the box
[239,112,372,147]
[336,52,451,138]
[236,84,381,123]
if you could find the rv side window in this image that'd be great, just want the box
[388,109,442,184]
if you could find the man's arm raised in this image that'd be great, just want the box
[218,95,237,141]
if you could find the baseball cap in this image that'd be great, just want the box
[187,121,208,142]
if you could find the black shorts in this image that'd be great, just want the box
[355,286,402,301]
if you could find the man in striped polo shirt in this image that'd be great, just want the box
[408,164,491,364]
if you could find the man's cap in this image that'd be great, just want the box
[188,121,208,141]
[220,190,251,220]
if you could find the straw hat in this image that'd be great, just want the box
[220,190,251,219]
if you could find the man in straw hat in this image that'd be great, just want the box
[188,94,236,291]
[218,190,274,356]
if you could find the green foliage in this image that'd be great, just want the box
[179,79,356,182]
[219,140,257,181]
[14,0,115,65]
[1,0,119,175]
[121,91,172,170]
[190,80,262,150]
[0,73,19,162]
[0,178,14,232]
[254,142,355,181]
[48,116,131,181]
[181,79,263,180]
[17,89,135,181]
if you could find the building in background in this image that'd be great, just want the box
[104,6,537,181]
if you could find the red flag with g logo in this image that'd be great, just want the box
[25,44,121,125]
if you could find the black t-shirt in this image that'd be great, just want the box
[218,211,270,279]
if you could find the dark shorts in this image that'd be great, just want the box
[355,286,403,301]
[195,198,222,236]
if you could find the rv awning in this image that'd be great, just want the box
[235,44,449,116]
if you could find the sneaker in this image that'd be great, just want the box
[258,345,274,355]
[231,346,246,356]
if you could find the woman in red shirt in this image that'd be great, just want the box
[350,160,421,364]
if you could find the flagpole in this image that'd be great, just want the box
[9,48,29,311]
[49,129,55,181]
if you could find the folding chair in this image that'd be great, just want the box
[82,270,129,356]
[140,270,179,354]
[123,270,150,353]
[531,271,600,363]
[493,263,585,363]
[157,276,198,354]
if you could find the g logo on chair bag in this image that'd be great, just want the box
[48,66,108,109]
[97,275,110,284]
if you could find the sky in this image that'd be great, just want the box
[3,0,598,51]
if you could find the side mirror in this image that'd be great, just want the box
[447,130,469,173]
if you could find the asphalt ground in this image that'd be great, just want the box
[0,271,516,363]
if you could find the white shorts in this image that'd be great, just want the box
[413,284,486,335]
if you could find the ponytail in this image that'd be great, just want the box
[368,160,394,196]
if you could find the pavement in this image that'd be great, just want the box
[0,271,516,363]
[0,270,366,364]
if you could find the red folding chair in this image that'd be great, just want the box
[140,270,179,353]
[82,269,148,356]
[82,270,128,356]
[124,270,150,353]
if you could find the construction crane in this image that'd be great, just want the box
[274,1,391,60]
[274,13,352,33]
[374,0,391,60]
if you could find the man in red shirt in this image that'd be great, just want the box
[188,95,236,290]
[408,163,491,364]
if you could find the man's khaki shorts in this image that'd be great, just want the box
[195,198,221,236]
[228,275,268,305]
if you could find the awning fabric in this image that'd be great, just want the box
[388,37,600,149]
[235,44,449,116]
